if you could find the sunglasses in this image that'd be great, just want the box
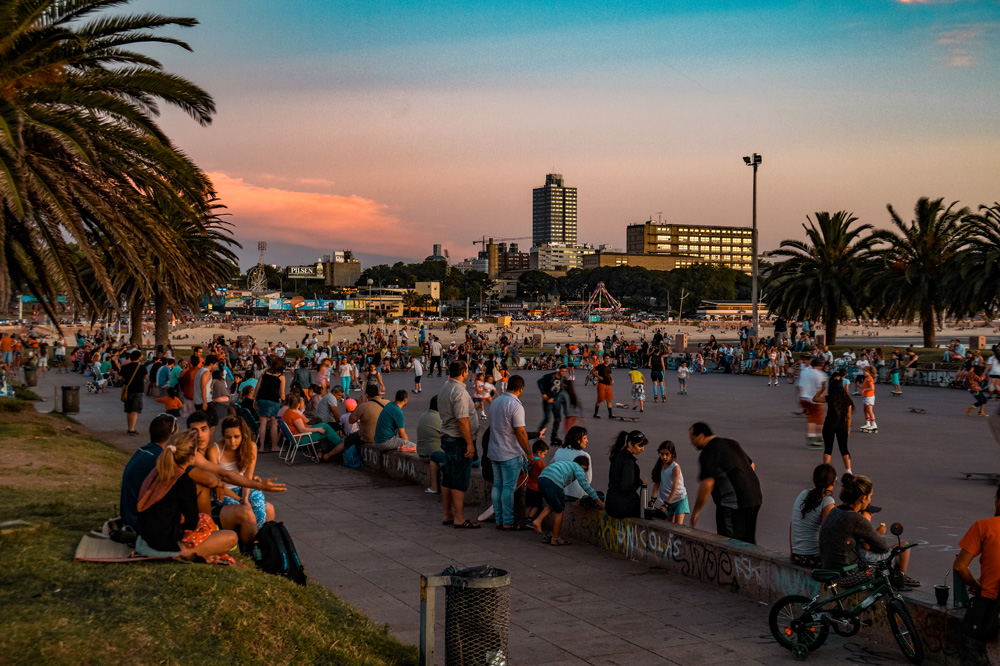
[628,430,647,446]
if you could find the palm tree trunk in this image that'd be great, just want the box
[154,288,170,350]
[822,305,838,346]
[922,307,936,348]
[825,317,838,346]
[130,296,143,347]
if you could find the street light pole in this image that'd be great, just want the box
[743,153,762,338]
[367,278,373,326]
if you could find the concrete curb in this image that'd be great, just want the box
[359,443,987,665]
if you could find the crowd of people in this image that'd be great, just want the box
[5,318,997,615]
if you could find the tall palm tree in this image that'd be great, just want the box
[761,211,876,345]
[868,198,970,347]
[954,203,1000,319]
[0,0,215,322]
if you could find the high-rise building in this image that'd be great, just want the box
[532,173,577,247]
[626,221,754,273]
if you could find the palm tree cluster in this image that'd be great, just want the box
[763,198,1000,346]
[0,0,238,346]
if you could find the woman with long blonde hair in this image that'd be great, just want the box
[136,430,238,562]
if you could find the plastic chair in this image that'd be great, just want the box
[277,419,319,465]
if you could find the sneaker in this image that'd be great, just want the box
[425,488,440,494]
[593,414,601,419]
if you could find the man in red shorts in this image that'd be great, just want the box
[591,358,614,419]
[797,357,827,448]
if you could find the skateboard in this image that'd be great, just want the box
[964,472,1000,483]
[614,416,640,423]
[909,408,926,414]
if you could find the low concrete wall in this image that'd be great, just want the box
[359,444,986,665]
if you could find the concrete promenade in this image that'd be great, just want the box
[30,369,939,664]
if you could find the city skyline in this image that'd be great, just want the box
[141,0,999,270]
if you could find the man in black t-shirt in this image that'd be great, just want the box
[689,421,762,544]
[120,349,148,435]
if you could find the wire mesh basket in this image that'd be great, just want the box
[441,566,510,666]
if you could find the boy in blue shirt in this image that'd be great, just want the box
[532,457,604,546]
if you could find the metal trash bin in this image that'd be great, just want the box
[421,565,511,666]
[62,386,80,413]
[23,365,38,387]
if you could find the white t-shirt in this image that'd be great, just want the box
[275,346,286,357]
[988,356,1000,376]
[791,489,836,556]
[430,341,442,356]
[487,392,526,462]
[412,358,423,376]
[678,366,690,379]
[340,411,358,434]
[798,367,827,401]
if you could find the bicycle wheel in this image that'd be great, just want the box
[887,599,924,664]
[769,595,829,652]
[786,372,796,384]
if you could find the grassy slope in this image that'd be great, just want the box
[0,406,417,666]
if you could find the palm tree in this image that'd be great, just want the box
[868,198,970,347]
[761,211,877,345]
[0,0,215,321]
[954,203,1000,319]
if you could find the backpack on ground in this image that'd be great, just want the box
[249,521,307,585]
[342,432,364,468]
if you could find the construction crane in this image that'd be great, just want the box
[472,236,532,279]
[472,235,531,249]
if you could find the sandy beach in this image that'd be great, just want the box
[14,318,998,351]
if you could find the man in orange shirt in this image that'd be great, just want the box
[955,486,1000,642]
[0,333,13,365]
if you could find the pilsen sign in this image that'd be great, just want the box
[286,264,324,279]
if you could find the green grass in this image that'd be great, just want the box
[0,406,417,666]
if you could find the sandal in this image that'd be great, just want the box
[441,520,454,526]
[454,520,481,529]
[550,538,571,546]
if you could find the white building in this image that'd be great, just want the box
[529,243,596,272]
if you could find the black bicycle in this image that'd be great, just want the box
[768,523,922,663]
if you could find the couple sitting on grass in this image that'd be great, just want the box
[119,411,287,563]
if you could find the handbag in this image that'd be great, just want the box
[121,362,141,402]
[962,595,999,641]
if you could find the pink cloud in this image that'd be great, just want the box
[207,172,422,258]
[934,23,997,67]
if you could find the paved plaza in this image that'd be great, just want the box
[31,357,998,663]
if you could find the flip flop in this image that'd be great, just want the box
[441,520,454,526]
[550,538,571,546]
[454,520,480,529]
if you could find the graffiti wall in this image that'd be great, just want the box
[355,445,988,666]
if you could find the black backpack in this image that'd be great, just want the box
[250,521,307,586]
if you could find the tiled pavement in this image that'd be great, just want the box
[35,370,909,665]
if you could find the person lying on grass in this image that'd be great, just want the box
[205,416,276,530]
[532,457,604,546]
[136,429,239,564]
[187,411,286,546]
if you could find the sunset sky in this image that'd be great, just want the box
[142,0,1000,271]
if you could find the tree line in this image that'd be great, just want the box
[762,198,1000,346]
